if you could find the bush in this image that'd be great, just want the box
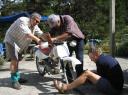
[116,42,128,57]
[101,43,110,53]
[0,56,5,65]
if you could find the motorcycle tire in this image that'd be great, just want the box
[36,57,46,76]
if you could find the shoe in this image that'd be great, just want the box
[53,80,66,93]
[12,81,22,90]
[18,78,27,84]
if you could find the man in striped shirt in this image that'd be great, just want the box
[4,12,43,90]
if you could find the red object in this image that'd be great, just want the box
[39,46,51,55]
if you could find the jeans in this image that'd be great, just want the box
[68,38,84,76]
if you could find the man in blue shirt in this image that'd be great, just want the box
[53,48,124,95]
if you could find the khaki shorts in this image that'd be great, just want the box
[5,42,19,61]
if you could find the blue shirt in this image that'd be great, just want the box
[96,54,124,91]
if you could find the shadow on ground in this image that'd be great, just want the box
[0,70,74,94]
[0,69,128,95]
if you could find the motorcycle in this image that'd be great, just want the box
[35,40,81,83]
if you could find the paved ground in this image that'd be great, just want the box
[0,55,128,95]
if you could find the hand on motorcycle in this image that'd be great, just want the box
[51,37,57,42]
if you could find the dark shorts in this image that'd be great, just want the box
[96,77,118,95]
[5,42,19,60]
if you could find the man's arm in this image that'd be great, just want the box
[52,32,71,41]
[27,33,41,44]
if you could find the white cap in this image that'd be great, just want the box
[47,14,60,28]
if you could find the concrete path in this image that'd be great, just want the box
[0,55,128,95]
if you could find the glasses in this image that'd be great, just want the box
[33,18,40,24]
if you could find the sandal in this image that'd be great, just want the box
[53,80,66,93]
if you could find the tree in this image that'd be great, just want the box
[0,0,128,42]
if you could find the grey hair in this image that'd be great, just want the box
[30,12,41,20]
[88,47,102,55]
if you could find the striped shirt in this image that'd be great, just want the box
[4,17,43,52]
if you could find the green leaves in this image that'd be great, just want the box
[0,0,128,42]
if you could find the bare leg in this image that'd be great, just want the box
[67,70,101,90]
[6,42,19,73]
[85,70,101,84]
[10,59,19,73]
[54,70,101,91]
[66,70,88,90]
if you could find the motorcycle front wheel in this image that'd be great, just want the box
[65,62,77,83]
[36,57,46,76]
